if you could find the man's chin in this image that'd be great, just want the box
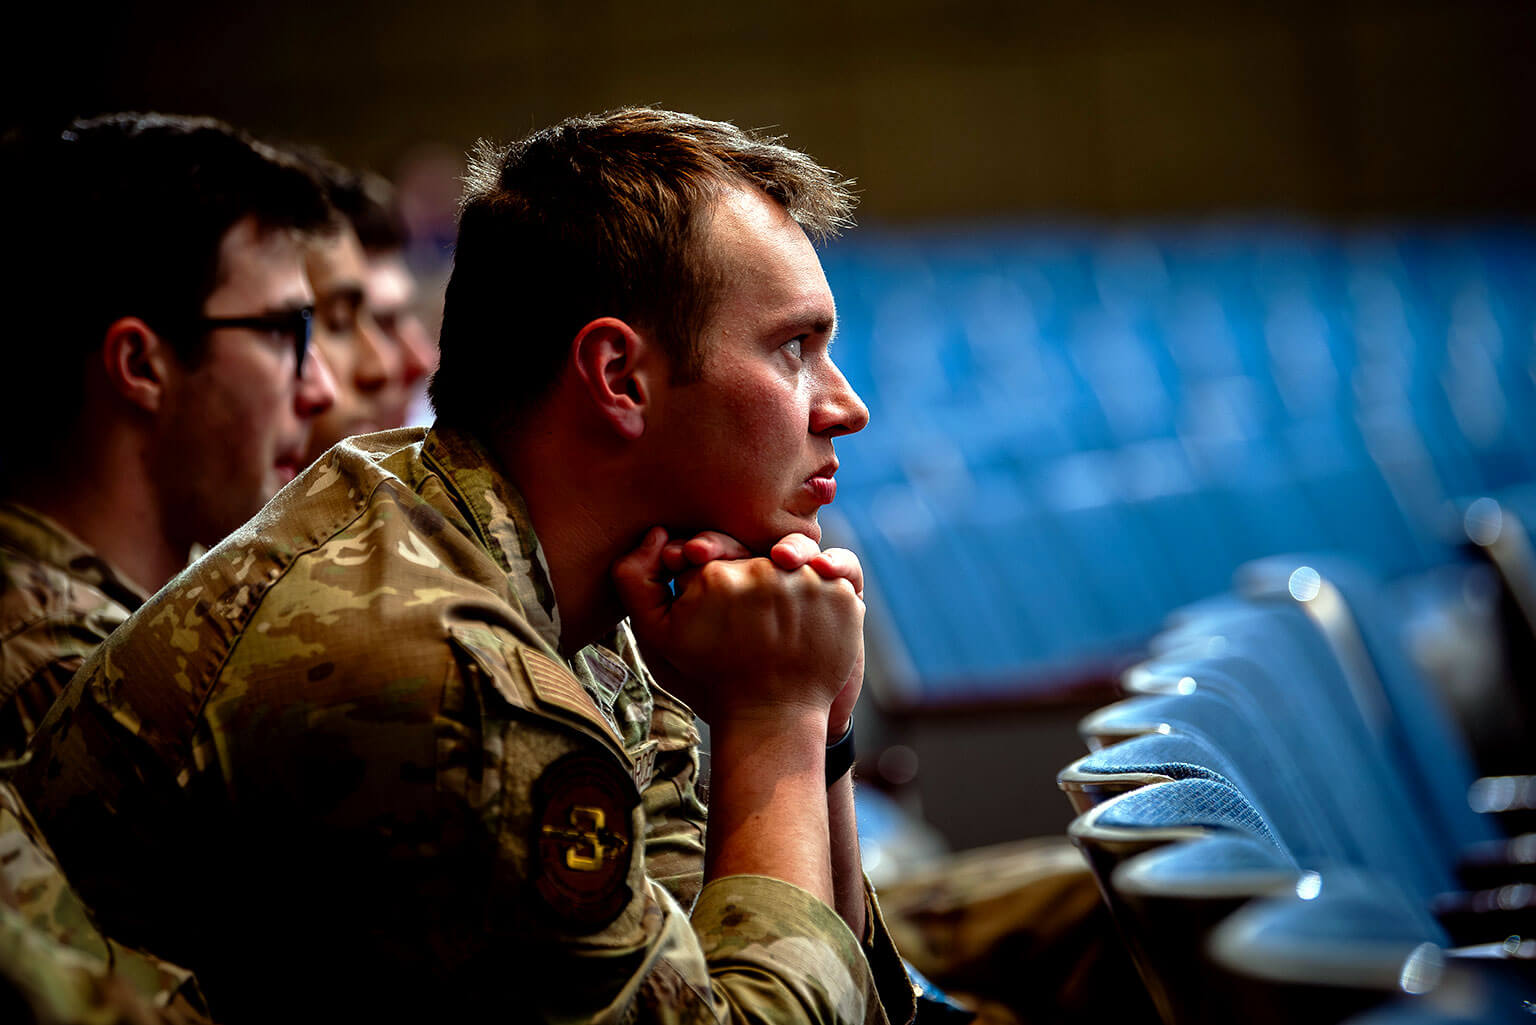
[671,511,822,558]
[763,513,822,550]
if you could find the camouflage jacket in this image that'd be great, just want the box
[0,777,210,1024]
[0,502,146,759]
[23,425,915,1024]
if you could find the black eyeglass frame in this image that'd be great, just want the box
[189,306,314,376]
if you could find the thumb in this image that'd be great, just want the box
[612,527,672,634]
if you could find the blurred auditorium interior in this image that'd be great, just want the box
[14,2,1536,1017]
[20,0,1535,845]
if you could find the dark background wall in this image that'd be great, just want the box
[13,0,1536,221]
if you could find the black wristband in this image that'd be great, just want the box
[825,716,856,787]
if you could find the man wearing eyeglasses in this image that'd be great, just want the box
[0,111,340,1025]
[0,113,338,759]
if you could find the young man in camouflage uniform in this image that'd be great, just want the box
[0,113,343,1024]
[23,108,918,1024]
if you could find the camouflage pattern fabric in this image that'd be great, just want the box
[0,772,210,1024]
[0,506,207,1021]
[23,425,917,1024]
[0,899,211,1025]
[0,503,146,760]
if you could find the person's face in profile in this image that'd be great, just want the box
[302,227,400,461]
[365,251,437,423]
[645,185,870,553]
[156,216,336,543]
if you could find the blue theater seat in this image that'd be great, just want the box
[1057,730,1246,816]
[1066,779,1296,1022]
[1233,557,1499,857]
[1207,869,1452,1025]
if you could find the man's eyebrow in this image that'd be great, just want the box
[768,311,837,339]
[319,284,366,309]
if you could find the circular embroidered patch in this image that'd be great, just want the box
[531,750,637,930]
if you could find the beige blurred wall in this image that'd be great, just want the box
[16,0,1536,218]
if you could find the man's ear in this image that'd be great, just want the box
[101,317,180,414]
[570,317,659,440]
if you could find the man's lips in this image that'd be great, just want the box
[804,462,839,504]
[273,450,305,483]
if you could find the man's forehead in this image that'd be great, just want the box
[304,226,369,296]
[209,215,311,305]
[366,256,415,310]
[706,184,805,249]
[703,188,834,318]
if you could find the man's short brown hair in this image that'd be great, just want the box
[428,107,856,433]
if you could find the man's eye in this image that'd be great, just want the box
[783,338,803,360]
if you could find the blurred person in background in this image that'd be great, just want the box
[293,152,433,462]
[0,110,340,1024]
[328,165,438,425]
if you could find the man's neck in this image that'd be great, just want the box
[493,431,645,659]
[519,483,638,658]
[10,437,188,596]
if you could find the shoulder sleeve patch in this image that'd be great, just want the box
[531,750,638,931]
[446,624,531,712]
[518,648,624,749]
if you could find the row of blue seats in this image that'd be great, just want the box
[1055,553,1531,1022]
[818,223,1536,698]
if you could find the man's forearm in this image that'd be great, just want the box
[704,711,835,908]
[827,769,868,938]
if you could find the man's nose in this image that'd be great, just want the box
[396,315,437,387]
[353,315,399,393]
[812,361,870,437]
[297,343,338,418]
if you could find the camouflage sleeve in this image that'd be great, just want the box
[614,629,911,1020]
[0,902,211,1025]
[0,784,210,1024]
[0,565,135,760]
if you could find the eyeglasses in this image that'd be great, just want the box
[191,306,313,377]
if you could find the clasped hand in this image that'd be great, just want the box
[612,528,865,740]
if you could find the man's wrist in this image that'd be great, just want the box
[825,715,856,787]
[826,713,852,743]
